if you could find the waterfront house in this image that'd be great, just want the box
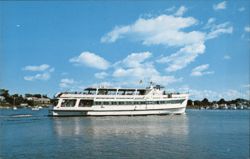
[26,97,51,106]
[0,96,5,102]
[219,104,228,109]
[212,104,219,109]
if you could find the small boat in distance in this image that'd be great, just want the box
[49,84,189,117]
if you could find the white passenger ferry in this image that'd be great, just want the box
[49,84,188,116]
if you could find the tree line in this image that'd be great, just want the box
[0,88,249,108]
[187,98,250,108]
[0,89,49,106]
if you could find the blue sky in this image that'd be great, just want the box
[0,1,249,100]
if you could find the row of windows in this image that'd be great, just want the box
[94,100,184,105]
[61,99,93,107]
[60,99,184,107]
[82,90,146,95]
[61,99,76,107]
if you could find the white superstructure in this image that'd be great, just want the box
[49,85,188,116]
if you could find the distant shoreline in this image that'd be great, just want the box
[0,105,249,110]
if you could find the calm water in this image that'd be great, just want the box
[0,108,249,159]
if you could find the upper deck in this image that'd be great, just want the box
[84,87,148,95]
[56,85,188,100]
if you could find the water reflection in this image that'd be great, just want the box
[52,115,189,140]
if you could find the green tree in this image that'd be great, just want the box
[218,98,226,105]
[187,99,193,106]
[0,89,9,98]
[25,94,33,98]
[27,100,34,106]
[33,94,41,98]
[202,98,210,106]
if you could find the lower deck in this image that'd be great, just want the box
[49,107,186,116]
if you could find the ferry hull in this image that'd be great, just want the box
[49,107,186,117]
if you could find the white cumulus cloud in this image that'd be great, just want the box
[23,64,54,81]
[101,14,201,46]
[191,64,214,77]
[114,51,152,68]
[101,14,207,72]
[59,78,77,88]
[94,72,108,79]
[244,26,250,32]
[203,18,216,29]
[24,72,50,81]
[177,85,249,100]
[23,64,50,71]
[204,18,233,40]
[158,43,206,72]
[69,51,110,70]
[206,22,233,40]
[174,6,187,16]
[213,1,227,10]
[112,52,182,86]
[102,12,233,72]
[101,10,233,73]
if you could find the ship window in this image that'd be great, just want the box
[118,102,124,105]
[138,90,146,95]
[103,102,109,105]
[134,91,140,95]
[125,91,134,95]
[140,101,146,104]
[98,90,107,95]
[61,99,76,107]
[134,101,139,105]
[79,100,93,107]
[159,101,164,104]
[117,91,124,95]
[108,91,117,95]
[147,101,153,104]
[126,101,133,105]
[166,100,184,104]
[82,90,89,94]
[88,90,96,95]
[94,101,102,105]
[111,102,117,105]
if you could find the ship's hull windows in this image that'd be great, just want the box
[140,101,146,105]
[61,99,76,107]
[94,101,102,105]
[79,100,93,107]
[118,102,124,105]
[134,101,140,105]
[103,102,109,105]
[92,99,185,106]
[126,101,133,105]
